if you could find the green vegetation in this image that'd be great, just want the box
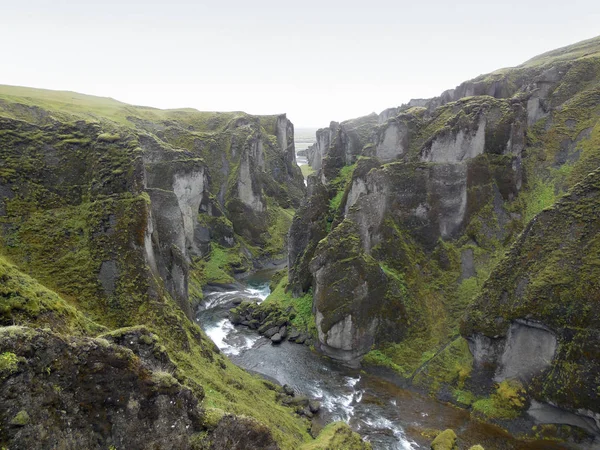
[261,276,316,335]
[328,163,356,218]
[472,380,526,420]
[10,410,30,426]
[300,422,372,450]
[413,338,473,392]
[195,245,241,285]
[261,206,295,258]
[0,255,103,334]
[430,429,458,450]
[0,351,19,376]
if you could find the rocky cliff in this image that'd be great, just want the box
[287,36,600,443]
[0,86,367,449]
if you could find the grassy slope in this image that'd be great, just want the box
[0,84,246,130]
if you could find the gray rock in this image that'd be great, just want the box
[460,248,475,280]
[494,320,558,383]
[308,400,321,414]
[288,329,300,342]
[264,326,280,339]
[270,333,283,344]
[283,384,295,396]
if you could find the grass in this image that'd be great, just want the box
[472,380,526,420]
[261,276,316,335]
[261,206,295,258]
[0,254,104,335]
[300,422,371,450]
[0,351,19,375]
[0,84,254,132]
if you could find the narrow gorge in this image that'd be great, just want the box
[1,35,600,450]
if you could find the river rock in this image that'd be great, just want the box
[308,400,321,414]
[264,326,280,339]
[231,297,244,305]
[301,408,313,419]
[288,329,301,342]
[279,326,287,338]
[283,384,295,396]
[271,333,283,344]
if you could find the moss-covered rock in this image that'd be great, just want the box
[300,422,372,450]
[430,429,457,450]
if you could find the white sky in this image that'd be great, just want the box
[1,1,599,127]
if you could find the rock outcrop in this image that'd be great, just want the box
[0,326,204,449]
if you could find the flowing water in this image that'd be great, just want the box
[196,272,569,450]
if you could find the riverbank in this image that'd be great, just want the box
[196,273,578,450]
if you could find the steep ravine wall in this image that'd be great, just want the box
[0,89,372,450]
[288,36,600,444]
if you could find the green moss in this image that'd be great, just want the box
[10,410,30,426]
[521,178,557,224]
[195,244,246,286]
[201,408,226,429]
[300,422,371,450]
[472,380,526,420]
[430,429,457,450]
[0,351,19,375]
[364,336,437,378]
[97,132,121,142]
[0,255,103,334]
[261,206,295,259]
[453,389,476,407]
[362,350,401,372]
[327,163,357,220]
[413,337,473,392]
[261,276,316,335]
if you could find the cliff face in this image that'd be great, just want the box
[0,87,370,449]
[0,88,305,318]
[288,36,600,439]
[462,167,600,435]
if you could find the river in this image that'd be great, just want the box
[195,272,569,450]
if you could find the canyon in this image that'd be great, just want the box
[1,35,600,449]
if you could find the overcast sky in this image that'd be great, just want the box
[1,1,599,127]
